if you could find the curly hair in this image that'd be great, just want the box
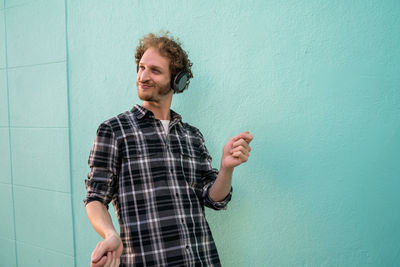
[135,32,193,93]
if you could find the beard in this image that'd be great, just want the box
[137,82,172,102]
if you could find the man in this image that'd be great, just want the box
[84,33,253,267]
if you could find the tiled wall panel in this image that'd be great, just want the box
[13,186,74,254]
[8,63,68,127]
[0,184,14,239]
[1,0,74,266]
[5,0,65,67]
[0,128,11,184]
[0,70,8,126]
[17,242,74,267]
[0,10,5,68]
[0,238,17,266]
[11,128,70,192]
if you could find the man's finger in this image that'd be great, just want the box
[104,252,112,267]
[238,151,248,163]
[232,151,241,158]
[230,145,250,156]
[231,152,249,166]
[110,251,117,267]
[92,242,106,263]
[232,139,251,152]
[91,255,107,267]
[233,131,254,143]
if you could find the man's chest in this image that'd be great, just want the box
[115,121,208,190]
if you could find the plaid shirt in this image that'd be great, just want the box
[84,104,232,267]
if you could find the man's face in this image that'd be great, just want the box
[137,47,172,102]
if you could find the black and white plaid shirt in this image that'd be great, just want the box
[84,104,232,266]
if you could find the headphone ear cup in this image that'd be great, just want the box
[171,71,189,93]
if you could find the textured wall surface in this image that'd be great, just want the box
[0,0,75,266]
[1,0,400,266]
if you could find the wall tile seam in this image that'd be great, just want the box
[0,236,15,242]
[14,239,75,258]
[3,2,32,10]
[3,4,19,266]
[6,60,67,70]
[8,126,69,129]
[13,183,72,195]
[64,0,77,266]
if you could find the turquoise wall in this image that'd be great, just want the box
[1,0,399,266]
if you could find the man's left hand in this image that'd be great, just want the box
[221,131,253,169]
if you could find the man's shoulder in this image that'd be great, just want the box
[100,110,130,126]
[96,109,137,137]
[180,121,205,140]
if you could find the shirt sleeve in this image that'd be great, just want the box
[196,130,233,210]
[83,122,119,209]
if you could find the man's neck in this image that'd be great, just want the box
[142,101,171,120]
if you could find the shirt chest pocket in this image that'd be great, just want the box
[120,135,165,185]
[177,137,208,188]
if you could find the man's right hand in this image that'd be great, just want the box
[91,233,123,267]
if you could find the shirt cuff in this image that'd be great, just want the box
[83,196,110,209]
[202,182,233,210]
[83,179,113,209]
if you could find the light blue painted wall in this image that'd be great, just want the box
[1,0,74,266]
[1,0,399,266]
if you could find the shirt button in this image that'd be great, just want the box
[186,245,189,249]
[181,218,184,223]
[176,193,179,197]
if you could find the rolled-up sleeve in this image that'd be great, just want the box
[83,122,119,209]
[197,131,232,210]
[202,170,233,210]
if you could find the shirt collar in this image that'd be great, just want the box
[131,104,182,122]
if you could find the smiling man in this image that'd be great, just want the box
[84,33,253,267]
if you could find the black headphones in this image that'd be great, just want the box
[137,65,189,94]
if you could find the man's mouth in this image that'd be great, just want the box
[139,83,152,89]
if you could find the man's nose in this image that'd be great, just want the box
[138,69,150,82]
